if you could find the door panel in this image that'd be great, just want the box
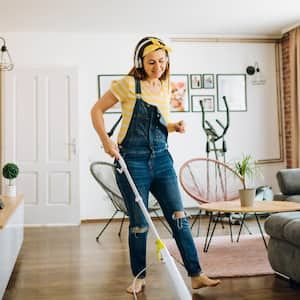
[47,75,71,162]
[3,67,79,225]
[48,172,70,204]
[15,76,38,162]
[21,173,38,205]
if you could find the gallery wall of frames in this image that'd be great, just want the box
[98,73,247,114]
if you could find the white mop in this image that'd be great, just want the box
[116,154,192,300]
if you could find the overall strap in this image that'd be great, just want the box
[135,78,142,99]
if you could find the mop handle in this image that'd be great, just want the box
[116,153,192,300]
[116,154,161,240]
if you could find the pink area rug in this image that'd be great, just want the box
[163,235,274,278]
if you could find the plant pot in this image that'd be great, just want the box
[239,188,255,207]
[5,185,16,197]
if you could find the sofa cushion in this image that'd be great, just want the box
[277,169,300,195]
[264,212,300,247]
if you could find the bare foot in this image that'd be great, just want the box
[191,274,221,289]
[126,278,146,294]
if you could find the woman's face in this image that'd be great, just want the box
[142,49,168,80]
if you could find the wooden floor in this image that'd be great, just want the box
[3,215,300,300]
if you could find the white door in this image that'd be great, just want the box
[3,67,79,225]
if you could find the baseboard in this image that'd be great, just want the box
[24,223,80,227]
[81,218,127,224]
[80,212,205,224]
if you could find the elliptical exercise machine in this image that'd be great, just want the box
[195,96,251,234]
[200,96,229,163]
[190,96,230,232]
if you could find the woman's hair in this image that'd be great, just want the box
[128,36,170,81]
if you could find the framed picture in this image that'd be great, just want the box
[203,74,214,89]
[190,74,202,89]
[217,74,247,111]
[98,74,125,113]
[191,95,215,112]
[170,74,190,112]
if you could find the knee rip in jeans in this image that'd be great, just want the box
[130,226,148,237]
[172,211,187,229]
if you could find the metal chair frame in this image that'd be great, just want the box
[90,161,171,242]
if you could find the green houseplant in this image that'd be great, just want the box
[2,162,19,197]
[233,154,257,207]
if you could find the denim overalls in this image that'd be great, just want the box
[115,79,201,278]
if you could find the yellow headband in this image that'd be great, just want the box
[142,38,172,57]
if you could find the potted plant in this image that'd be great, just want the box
[2,162,19,197]
[233,154,257,207]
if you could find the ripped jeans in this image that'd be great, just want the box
[115,149,201,278]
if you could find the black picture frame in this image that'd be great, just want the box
[203,74,214,89]
[170,74,190,112]
[191,95,215,112]
[190,74,202,89]
[217,74,247,112]
[97,74,125,113]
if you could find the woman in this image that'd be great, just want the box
[91,37,221,294]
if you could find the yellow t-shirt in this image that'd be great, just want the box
[110,75,170,144]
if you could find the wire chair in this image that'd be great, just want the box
[90,161,171,242]
[179,157,243,204]
[179,157,250,250]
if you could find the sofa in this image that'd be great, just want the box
[264,211,300,283]
[274,168,300,203]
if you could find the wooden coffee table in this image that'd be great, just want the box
[199,200,300,252]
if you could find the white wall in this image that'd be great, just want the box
[1,32,285,220]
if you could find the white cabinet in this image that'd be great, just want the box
[0,195,24,300]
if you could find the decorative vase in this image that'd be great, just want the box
[5,185,16,197]
[239,188,255,207]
